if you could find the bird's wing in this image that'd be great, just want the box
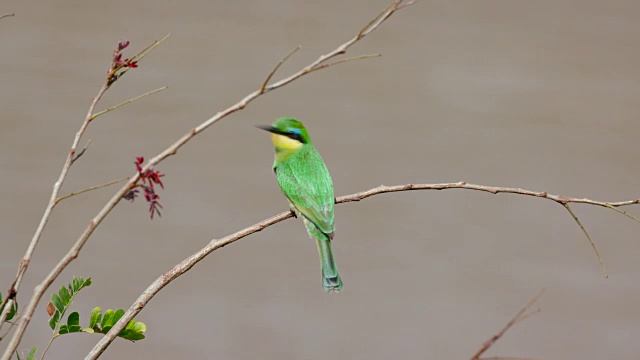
[276,146,335,235]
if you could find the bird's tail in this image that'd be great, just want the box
[316,237,343,293]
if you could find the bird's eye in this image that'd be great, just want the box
[287,129,304,142]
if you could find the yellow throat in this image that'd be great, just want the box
[271,133,303,151]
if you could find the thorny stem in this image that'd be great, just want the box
[87,179,639,359]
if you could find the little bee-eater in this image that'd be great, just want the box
[258,117,343,292]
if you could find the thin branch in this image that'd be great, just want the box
[602,203,640,223]
[480,357,541,360]
[114,34,171,80]
[55,177,129,205]
[86,178,640,358]
[0,37,170,359]
[39,335,58,360]
[471,290,544,360]
[0,13,14,21]
[396,0,417,10]
[71,139,92,165]
[1,3,413,358]
[305,53,381,74]
[132,34,172,63]
[561,204,607,278]
[261,46,301,92]
[0,311,19,341]
[90,86,168,121]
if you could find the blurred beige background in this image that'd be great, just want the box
[1,1,640,359]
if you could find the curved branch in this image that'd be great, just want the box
[86,182,638,359]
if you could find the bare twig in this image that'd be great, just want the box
[0,13,14,21]
[0,311,19,341]
[261,46,301,92]
[55,177,129,205]
[0,37,169,358]
[471,290,544,360]
[1,2,413,358]
[90,86,168,121]
[602,203,640,223]
[479,357,541,360]
[306,53,381,74]
[71,139,92,165]
[86,178,640,358]
[561,204,606,277]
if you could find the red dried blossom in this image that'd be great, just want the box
[117,40,130,51]
[126,156,166,219]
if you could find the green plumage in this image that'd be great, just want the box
[259,117,343,292]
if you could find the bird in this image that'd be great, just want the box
[257,117,343,292]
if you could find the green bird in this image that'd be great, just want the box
[258,117,343,292]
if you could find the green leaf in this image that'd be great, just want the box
[48,311,60,330]
[58,324,69,334]
[69,324,82,333]
[51,294,64,313]
[67,311,80,327]
[58,286,70,305]
[101,309,115,328]
[118,329,146,341]
[113,309,125,324]
[89,307,102,329]
[26,347,37,360]
[68,311,82,333]
[82,327,95,333]
[0,291,3,304]
[118,319,146,341]
[72,277,88,293]
[131,321,146,333]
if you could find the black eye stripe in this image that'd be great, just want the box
[287,132,306,143]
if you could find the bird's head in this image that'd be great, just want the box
[257,117,310,152]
